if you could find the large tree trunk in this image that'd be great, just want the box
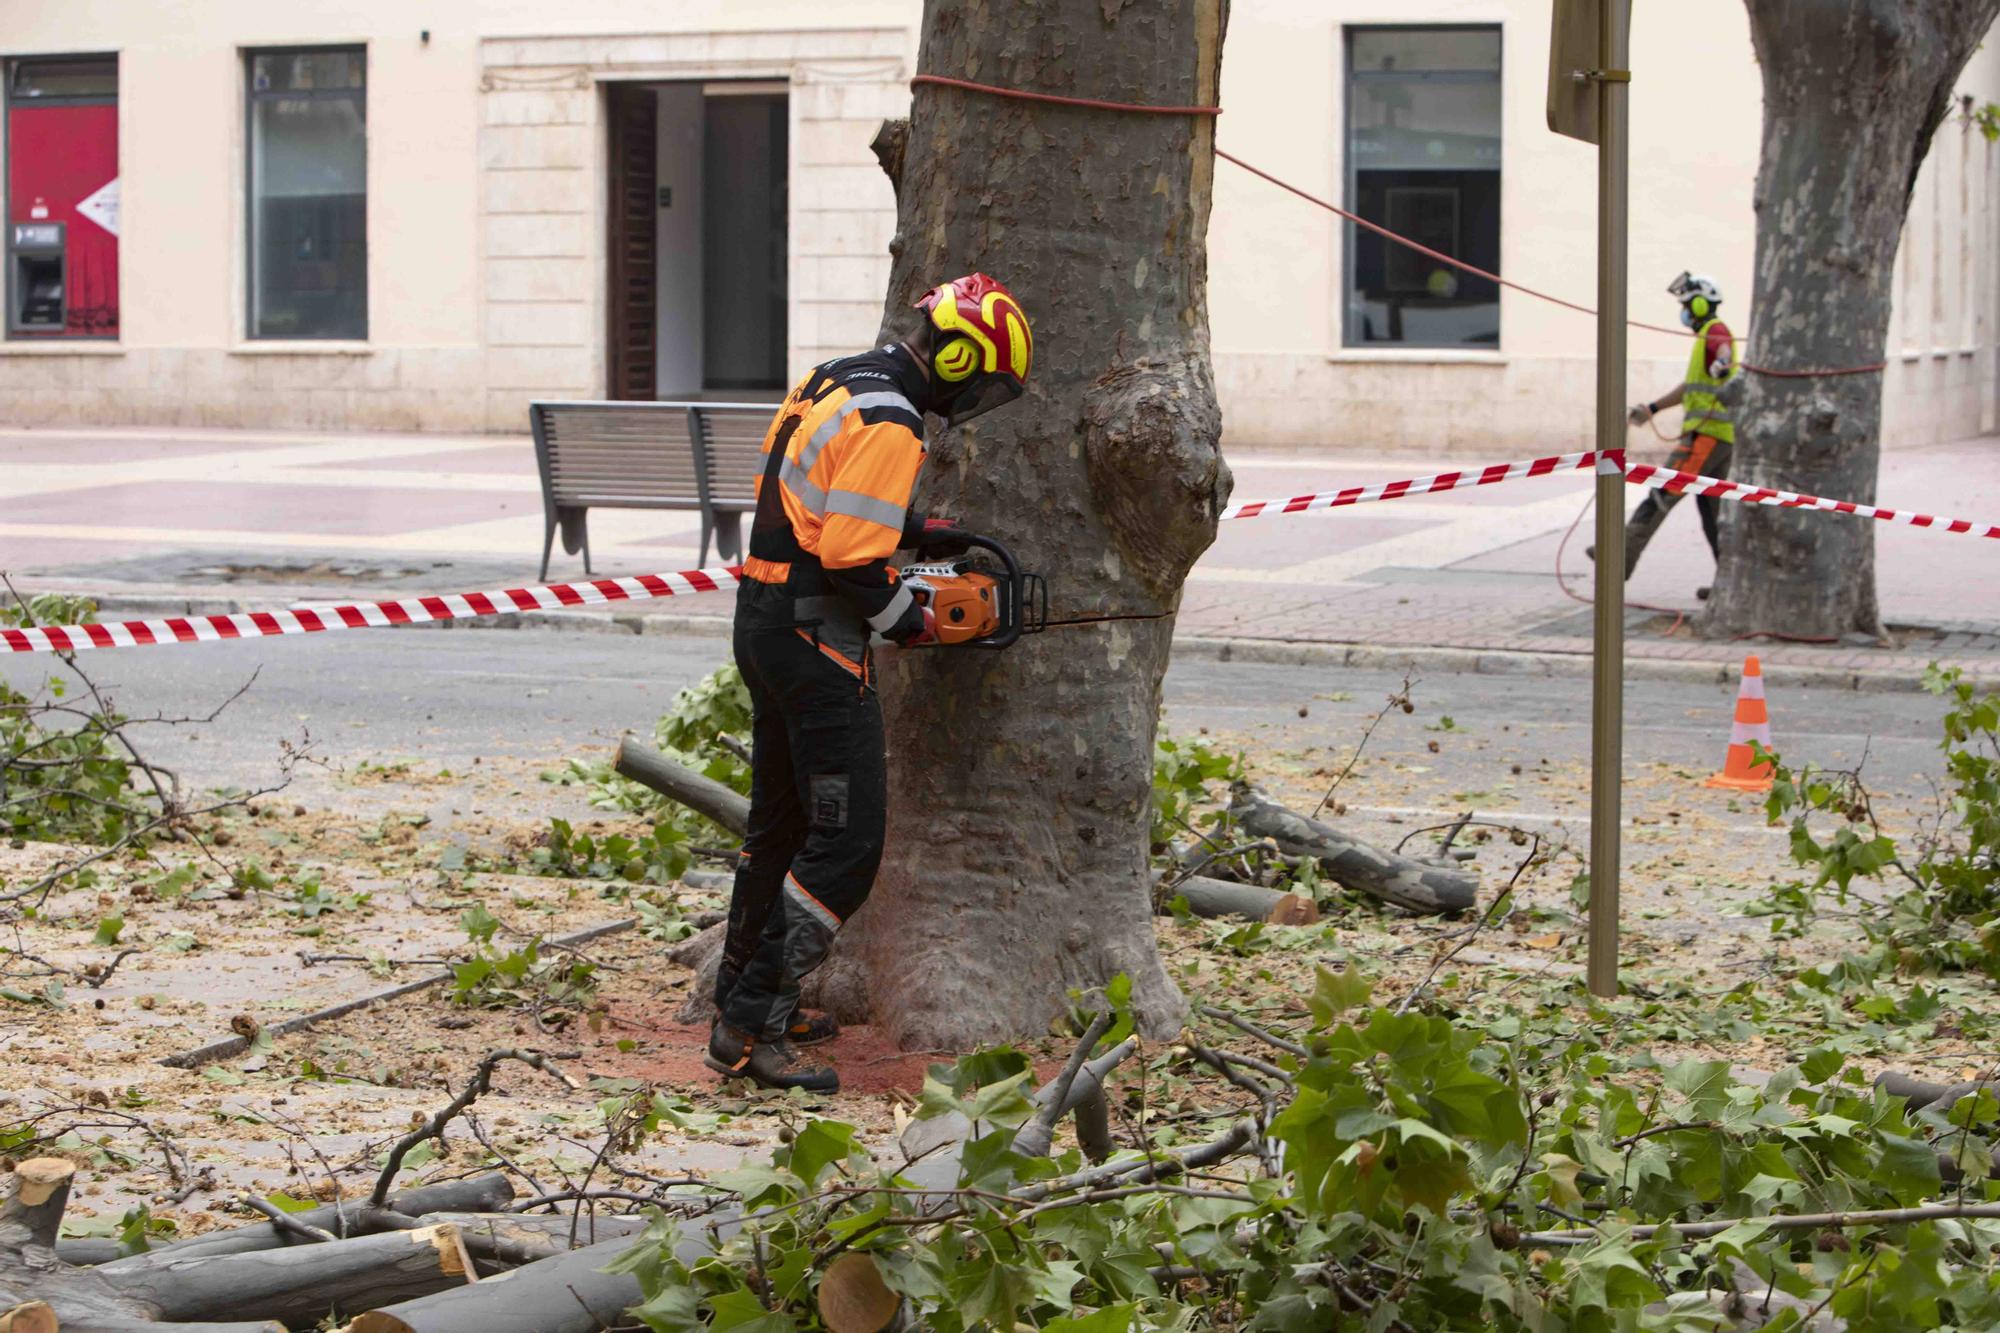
[1707,0,1999,638]
[812,0,1232,1048]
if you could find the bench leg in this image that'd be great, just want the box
[540,514,557,582]
[698,515,713,571]
[557,508,591,578]
[714,512,743,565]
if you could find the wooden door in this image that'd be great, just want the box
[606,83,658,400]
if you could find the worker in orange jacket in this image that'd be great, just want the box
[707,273,1033,1092]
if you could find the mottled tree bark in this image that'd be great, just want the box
[812,0,1232,1047]
[1708,0,1999,638]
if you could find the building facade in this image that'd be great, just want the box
[4,0,1997,453]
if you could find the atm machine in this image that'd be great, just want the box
[8,221,65,332]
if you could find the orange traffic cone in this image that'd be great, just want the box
[1705,655,1774,793]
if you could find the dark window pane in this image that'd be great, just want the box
[10,57,117,100]
[248,50,366,339]
[1350,29,1499,74]
[250,51,365,95]
[1345,27,1501,349]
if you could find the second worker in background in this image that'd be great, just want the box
[1597,270,1740,598]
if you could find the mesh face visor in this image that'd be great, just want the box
[941,374,1023,427]
[1667,271,1697,300]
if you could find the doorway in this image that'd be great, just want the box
[606,80,788,400]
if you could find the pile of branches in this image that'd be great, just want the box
[608,995,2000,1331]
[13,1004,1999,1330]
[3,1050,699,1331]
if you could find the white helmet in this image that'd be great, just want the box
[1667,271,1722,313]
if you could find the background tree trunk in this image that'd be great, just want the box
[1707,0,1999,639]
[813,0,1233,1048]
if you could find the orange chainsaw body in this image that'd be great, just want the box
[900,561,1005,646]
[894,533,1045,649]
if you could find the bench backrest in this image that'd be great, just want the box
[530,400,773,510]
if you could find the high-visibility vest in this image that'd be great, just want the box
[1682,317,1736,444]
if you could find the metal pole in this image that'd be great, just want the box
[1586,0,1629,999]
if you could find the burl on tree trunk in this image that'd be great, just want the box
[1707,0,2000,640]
[806,0,1232,1048]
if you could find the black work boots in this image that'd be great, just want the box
[705,1021,839,1093]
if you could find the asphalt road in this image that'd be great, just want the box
[0,624,1953,812]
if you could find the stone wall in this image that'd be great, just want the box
[474,26,907,431]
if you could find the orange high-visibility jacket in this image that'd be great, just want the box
[741,344,930,641]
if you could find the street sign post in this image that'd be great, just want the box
[1551,0,1630,997]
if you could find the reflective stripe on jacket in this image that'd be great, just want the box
[1681,317,1737,445]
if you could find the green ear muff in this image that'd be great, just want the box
[1690,295,1711,319]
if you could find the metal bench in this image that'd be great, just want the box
[529,400,775,579]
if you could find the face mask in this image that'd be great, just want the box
[1680,306,1697,329]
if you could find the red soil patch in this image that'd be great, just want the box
[590,998,968,1096]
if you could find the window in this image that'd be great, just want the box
[1344,26,1501,349]
[5,55,119,339]
[246,47,366,340]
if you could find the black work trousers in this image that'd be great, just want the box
[1623,435,1731,578]
[715,594,887,1040]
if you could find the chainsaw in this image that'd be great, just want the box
[897,532,1047,649]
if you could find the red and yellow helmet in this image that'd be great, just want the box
[914,273,1032,425]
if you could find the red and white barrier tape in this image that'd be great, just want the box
[1219,448,1609,520]
[1622,463,2000,538]
[7,447,1994,655]
[0,567,744,655]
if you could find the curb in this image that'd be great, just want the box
[68,591,1993,693]
[1172,635,1992,694]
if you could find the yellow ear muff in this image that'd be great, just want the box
[934,336,978,382]
[1690,295,1710,318]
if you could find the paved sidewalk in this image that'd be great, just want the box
[3,425,1997,686]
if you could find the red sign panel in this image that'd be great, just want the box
[8,101,119,337]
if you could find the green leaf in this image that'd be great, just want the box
[965,1067,1036,1128]
[1043,1301,1135,1331]
[92,915,124,945]
[715,1162,800,1208]
[705,1288,792,1332]
[627,1283,700,1333]
[1800,1046,1844,1085]
[263,1190,317,1213]
[1663,1059,1733,1119]
[1872,1130,1943,1204]
[1308,963,1371,1028]
[785,1118,855,1187]
[460,903,500,943]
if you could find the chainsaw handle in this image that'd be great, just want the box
[952,532,1025,650]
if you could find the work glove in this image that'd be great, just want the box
[1626,401,1655,426]
[904,515,971,556]
[891,605,938,648]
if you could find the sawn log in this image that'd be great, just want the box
[1157,872,1289,921]
[1228,782,1477,914]
[95,1225,474,1327]
[94,1175,515,1268]
[342,1233,641,1333]
[613,739,749,836]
